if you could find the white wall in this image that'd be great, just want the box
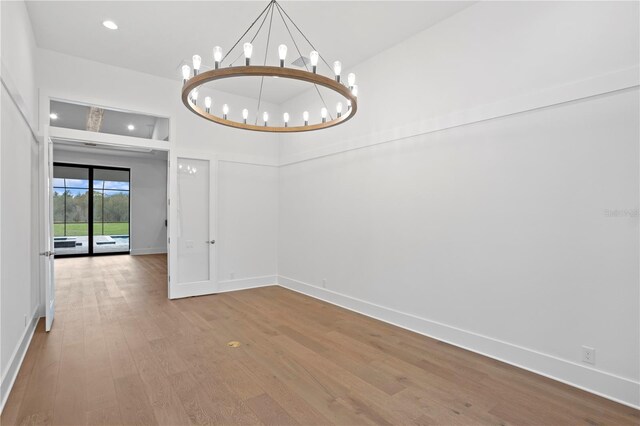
[2,0,638,412]
[1,0,37,125]
[52,148,168,255]
[37,48,282,164]
[0,0,41,411]
[217,161,278,285]
[37,48,280,290]
[278,1,640,407]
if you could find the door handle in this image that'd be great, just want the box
[40,251,54,257]
[207,240,216,245]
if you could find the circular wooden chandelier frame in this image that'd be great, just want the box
[181,65,358,133]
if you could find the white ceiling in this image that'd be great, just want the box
[27,1,474,104]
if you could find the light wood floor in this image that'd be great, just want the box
[2,254,638,425]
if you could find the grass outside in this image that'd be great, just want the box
[54,222,129,237]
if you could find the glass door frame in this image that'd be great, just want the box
[53,162,131,258]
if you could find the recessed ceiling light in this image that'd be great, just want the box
[127,124,135,131]
[102,20,118,30]
[49,113,58,120]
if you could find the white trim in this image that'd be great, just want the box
[218,275,278,293]
[169,276,277,299]
[0,60,39,142]
[0,308,40,415]
[130,248,167,256]
[49,127,170,152]
[169,280,217,299]
[277,275,640,410]
[218,157,280,168]
[279,66,640,166]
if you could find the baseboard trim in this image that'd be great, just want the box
[130,248,167,256]
[169,275,278,299]
[0,308,40,415]
[218,275,278,293]
[277,275,640,409]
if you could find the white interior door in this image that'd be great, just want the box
[41,135,55,331]
[168,152,217,298]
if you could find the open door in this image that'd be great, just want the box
[40,134,55,331]
[168,151,217,299]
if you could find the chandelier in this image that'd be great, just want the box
[180,0,358,133]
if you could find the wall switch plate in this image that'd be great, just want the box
[582,346,595,364]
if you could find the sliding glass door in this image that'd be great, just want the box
[93,168,130,254]
[53,163,130,257]
[53,165,90,255]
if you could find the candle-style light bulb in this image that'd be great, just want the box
[263,111,269,126]
[347,72,356,89]
[222,104,229,119]
[204,96,212,113]
[303,110,309,125]
[309,51,319,73]
[242,108,249,124]
[243,42,253,66]
[283,112,290,127]
[278,44,287,67]
[333,61,342,82]
[192,55,202,75]
[191,89,198,105]
[336,102,343,118]
[181,65,191,83]
[321,107,328,123]
[351,84,358,97]
[213,46,223,69]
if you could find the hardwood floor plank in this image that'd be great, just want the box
[167,370,228,425]
[2,254,638,426]
[113,374,159,426]
[84,405,124,426]
[245,393,298,426]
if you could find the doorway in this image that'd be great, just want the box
[53,162,131,257]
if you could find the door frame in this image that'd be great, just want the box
[44,128,174,306]
[39,92,185,329]
[168,148,219,299]
[40,132,55,331]
[52,162,132,258]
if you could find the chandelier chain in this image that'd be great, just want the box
[254,4,275,124]
[222,0,274,65]
[274,2,333,72]
[274,3,333,120]
[228,1,274,67]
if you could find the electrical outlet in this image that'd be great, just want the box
[322,279,327,288]
[582,346,595,365]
